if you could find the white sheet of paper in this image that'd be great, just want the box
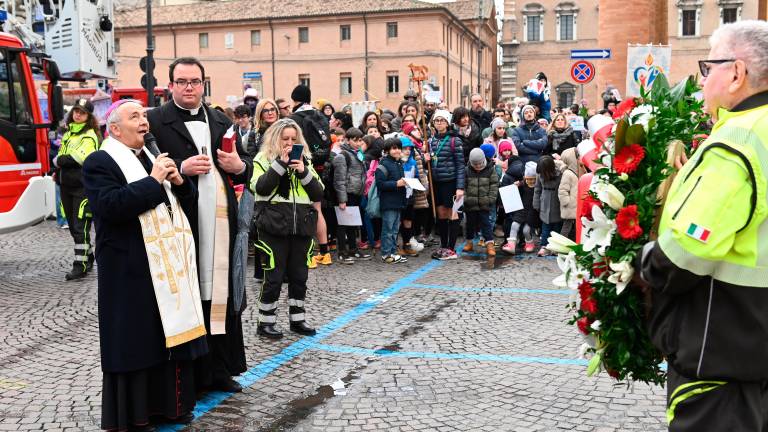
[334,206,363,226]
[499,185,524,213]
[403,177,425,191]
[452,196,464,213]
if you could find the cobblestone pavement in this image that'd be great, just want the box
[0,221,668,431]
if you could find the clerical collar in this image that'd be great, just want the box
[132,147,145,156]
[174,100,206,122]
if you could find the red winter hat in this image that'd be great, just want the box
[402,122,416,136]
[498,139,514,155]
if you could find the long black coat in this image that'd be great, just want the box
[147,102,252,295]
[83,150,207,373]
[147,102,252,377]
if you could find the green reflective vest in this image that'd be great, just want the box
[250,154,321,205]
[58,124,99,165]
[658,101,768,286]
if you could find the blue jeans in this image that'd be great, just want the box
[380,209,401,256]
[360,195,375,244]
[55,184,66,226]
[466,211,493,242]
[541,221,563,247]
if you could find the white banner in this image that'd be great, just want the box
[626,45,671,97]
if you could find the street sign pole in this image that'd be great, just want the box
[145,0,155,108]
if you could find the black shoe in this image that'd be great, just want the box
[257,324,284,339]
[172,412,195,424]
[129,424,156,432]
[353,250,372,260]
[338,255,355,265]
[65,266,87,281]
[290,321,317,336]
[210,377,242,393]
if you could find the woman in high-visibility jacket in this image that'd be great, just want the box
[54,98,100,281]
[250,118,324,339]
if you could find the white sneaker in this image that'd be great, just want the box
[408,238,425,252]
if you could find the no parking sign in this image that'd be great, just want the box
[570,61,596,85]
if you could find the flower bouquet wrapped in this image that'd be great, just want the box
[551,75,708,385]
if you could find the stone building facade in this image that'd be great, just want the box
[114,0,498,109]
[499,0,760,109]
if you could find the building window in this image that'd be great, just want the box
[299,27,309,43]
[203,77,211,97]
[387,22,398,38]
[299,74,310,88]
[526,16,541,41]
[114,38,120,53]
[224,32,234,49]
[198,33,208,49]
[522,3,546,42]
[251,30,261,46]
[559,15,574,41]
[556,82,576,109]
[387,72,399,94]
[681,10,697,36]
[340,73,352,96]
[722,7,738,23]
[340,25,351,41]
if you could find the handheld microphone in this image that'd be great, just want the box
[143,132,160,157]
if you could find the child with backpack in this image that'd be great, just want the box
[557,147,580,240]
[533,155,564,256]
[333,128,372,264]
[398,137,428,256]
[462,148,500,256]
[375,138,408,264]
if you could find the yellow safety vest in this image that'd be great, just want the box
[658,101,768,286]
[249,154,322,205]
[58,124,99,165]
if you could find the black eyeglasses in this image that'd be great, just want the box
[173,79,203,88]
[698,59,736,78]
[262,108,278,114]
[278,105,290,111]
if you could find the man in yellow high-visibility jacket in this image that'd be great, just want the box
[637,20,768,431]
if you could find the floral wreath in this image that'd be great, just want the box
[549,75,708,385]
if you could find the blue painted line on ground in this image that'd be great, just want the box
[156,255,451,431]
[408,283,570,295]
[313,343,590,366]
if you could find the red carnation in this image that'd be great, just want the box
[607,369,620,379]
[614,144,646,174]
[692,134,708,150]
[578,280,594,302]
[612,98,638,119]
[577,316,591,335]
[592,259,608,277]
[580,194,603,220]
[616,205,644,240]
[581,297,598,315]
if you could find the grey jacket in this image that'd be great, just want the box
[333,144,366,203]
[533,170,563,224]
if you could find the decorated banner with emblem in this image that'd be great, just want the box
[625,45,672,97]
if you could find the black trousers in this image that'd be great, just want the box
[60,185,92,271]
[667,366,768,431]
[255,231,313,325]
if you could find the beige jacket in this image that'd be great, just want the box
[558,148,579,220]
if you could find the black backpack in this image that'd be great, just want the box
[292,109,331,166]
[322,150,353,205]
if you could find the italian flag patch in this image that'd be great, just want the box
[686,223,711,243]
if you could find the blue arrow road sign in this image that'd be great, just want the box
[571,49,611,60]
[0,10,8,21]
[243,72,262,79]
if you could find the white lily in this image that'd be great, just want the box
[590,178,625,210]
[546,232,577,254]
[608,260,635,295]
[590,320,602,331]
[553,251,589,290]
[629,104,654,132]
[581,206,616,256]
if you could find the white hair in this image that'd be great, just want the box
[106,99,143,130]
[710,20,768,87]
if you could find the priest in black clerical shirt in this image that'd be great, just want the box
[147,57,252,393]
[83,100,207,431]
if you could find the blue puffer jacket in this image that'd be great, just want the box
[525,88,552,122]
[511,120,547,165]
[375,156,407,211]
[428,132,466,189]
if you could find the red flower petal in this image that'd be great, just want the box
[581,298,599,315]
[614,144,646,174]
[616,205,644,240]
[577,316,591,335]
[578,280,594,302]
[612,98,638,119]
[580,194,603,221]
[593,260,608,277]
